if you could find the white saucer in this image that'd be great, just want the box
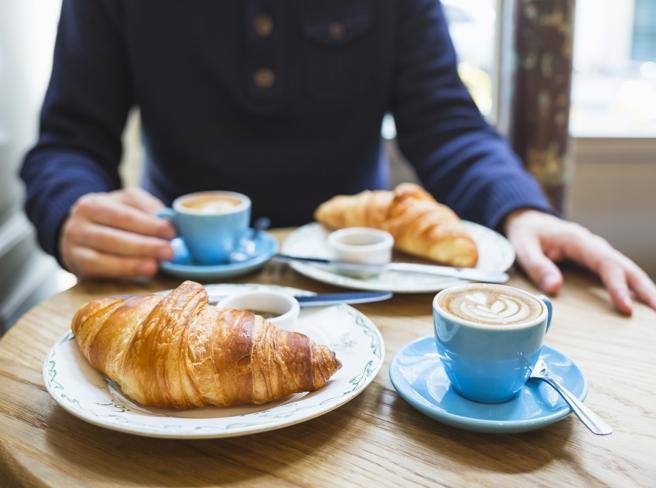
[281,222,515,293]
[43,284,384,439]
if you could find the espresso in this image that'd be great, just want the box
[439,285,542,326]
[180,194,243,214]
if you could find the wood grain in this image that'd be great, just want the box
[0,229,655,487]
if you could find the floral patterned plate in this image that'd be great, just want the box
[43,284,384,439]
[281,222,515,293]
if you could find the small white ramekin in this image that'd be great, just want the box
[327,227,394,277]
[218,290,300,331]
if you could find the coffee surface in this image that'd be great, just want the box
[440,286,542,325]
[181,194,242,214]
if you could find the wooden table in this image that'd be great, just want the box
[0,230,655,487]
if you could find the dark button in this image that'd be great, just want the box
[254,68,275,89]
[253,13,273,37]
[328,21,346,40]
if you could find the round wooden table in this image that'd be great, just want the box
[1,230,655,487]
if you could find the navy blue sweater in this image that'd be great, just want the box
[21,0,551,258]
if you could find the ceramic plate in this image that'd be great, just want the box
[159,231,278,281]
[389,337,587,434]
[43,284,384,439]
[281,222,515,293]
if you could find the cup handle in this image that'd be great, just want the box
[539,295,553,333]
[157,207,175,220]
[157,208,177,239]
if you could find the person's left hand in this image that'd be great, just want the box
[503,209,656,316]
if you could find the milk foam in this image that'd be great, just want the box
[442,287,542,325]
[194,200,239,214]
[180,194,243,214]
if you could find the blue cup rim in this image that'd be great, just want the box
[433,283,548,331]
[172,191,251,216]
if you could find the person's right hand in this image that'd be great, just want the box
[59,188,175,279]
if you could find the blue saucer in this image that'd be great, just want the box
[389,337,587,434]
[159,231,278,281]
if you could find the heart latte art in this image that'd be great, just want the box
[440,287,543,325]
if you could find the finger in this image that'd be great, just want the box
[513,234,563,294]
[625,264,656,310]
[75,195,174,239]
[115,188,165,214]
[598,259,632,315]
[559,229,613,270]
[71,222,173,260]
[69,246,158,279]
[545,246,563,263]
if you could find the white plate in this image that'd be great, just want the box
[281,222,515,293]
[43,284,384,439]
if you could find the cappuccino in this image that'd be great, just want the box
[180,194,243,214]
[433,283,553,402]
[438,285,543,326]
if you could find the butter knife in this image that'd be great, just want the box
[274,254,509,284]
[116,291,393,308]
[207,291,393,308]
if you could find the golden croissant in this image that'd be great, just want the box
[315,183,478,267]
[71,281,341,409]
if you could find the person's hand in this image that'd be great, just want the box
[504,209,656,316]
[60,188,175,279]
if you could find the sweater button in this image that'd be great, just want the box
[253,14,273,38]
[253,68,275,89]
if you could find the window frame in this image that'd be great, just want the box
[494,0,656,163]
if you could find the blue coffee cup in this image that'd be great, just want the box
[159,191,251,265]
[433,284,553,403]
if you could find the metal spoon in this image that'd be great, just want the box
[230,217,271,263]
[530,358,612,435]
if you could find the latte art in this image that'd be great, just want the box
[191,200,239,214]
[180,194,244,214]
[440,286,542,326]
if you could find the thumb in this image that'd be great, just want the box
[514,235,563,294]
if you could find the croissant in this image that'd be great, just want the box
[71,281,341,409]
[315,183,478,267]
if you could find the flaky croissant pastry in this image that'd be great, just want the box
[71,281,341,408]
[315,183,478,267]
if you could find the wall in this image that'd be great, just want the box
[568,138,656,275]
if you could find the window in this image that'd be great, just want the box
[443,0,497,119]
[632,0,656,60]
[571,0,656,137]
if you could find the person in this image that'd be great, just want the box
[21,0,656,315]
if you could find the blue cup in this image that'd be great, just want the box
[159,191,251,265]
[433,284,553,403]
